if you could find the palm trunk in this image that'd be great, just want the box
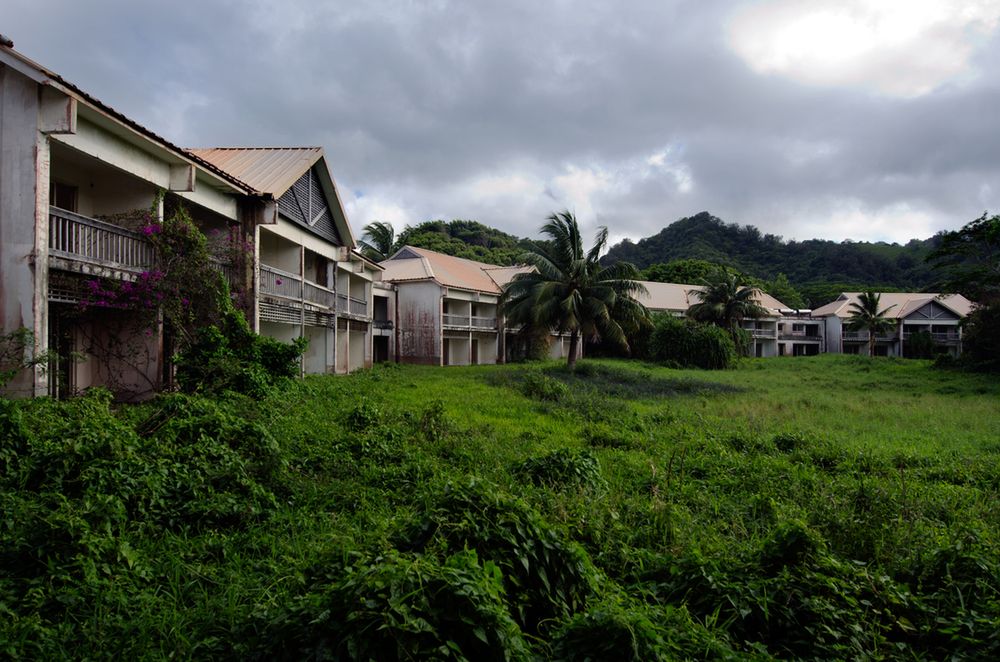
[868,333,875,357]
[567,329,579,370]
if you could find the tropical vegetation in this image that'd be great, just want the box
[501,211,649,368]
[359,220,397,261]
[687,268,768,354]
[1,356,999,659]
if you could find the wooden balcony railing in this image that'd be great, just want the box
[260,264,340,311]
[49,207,155,272]
[303,281,337,309]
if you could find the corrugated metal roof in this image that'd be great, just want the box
[187,147,323,196]
[483,265,533,289]
[812,292,974,319]
[381,246,508,293]
[637,281,787,316]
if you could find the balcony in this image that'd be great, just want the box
[843,331,895,342]
[260,264,337,309]
[373,319,393,330]
[779,331,822,341]
[48,207,155,274]
[903,331,960,343]
[443,314,498,330]
[336,293,368,317]
[746,328,776,339]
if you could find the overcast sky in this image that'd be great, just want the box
[7,0,1000,245]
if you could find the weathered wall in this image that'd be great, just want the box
[0,64,44,395]
[396,281,442,364]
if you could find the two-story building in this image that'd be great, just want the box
[812,292,974,357]
[0,41,375,398]
[187,148,379,374]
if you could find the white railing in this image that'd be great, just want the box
[844,331,895,341]
[259,264,302,299]
[48,207,155,271]
[443,314,498,330]
[303,281,336,309]
[336,294,368,316]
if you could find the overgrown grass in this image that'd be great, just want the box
[2,355,999,659]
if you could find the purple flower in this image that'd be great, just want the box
[275,278,283,286]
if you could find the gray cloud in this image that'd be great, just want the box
[7,0,1000,244]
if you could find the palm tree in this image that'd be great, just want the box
[687,269,769,353]
[501,211,649,369]
[359,221,395,261]
[846,291,897,357]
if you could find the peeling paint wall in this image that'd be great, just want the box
[396,280,442,365]
[0,63,44,396]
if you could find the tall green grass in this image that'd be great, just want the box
[1,355,998,659]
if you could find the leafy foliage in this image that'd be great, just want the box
[642,314,738,369]
[175,305,306,397]
[358,220,396,261]
[2,358,999,658]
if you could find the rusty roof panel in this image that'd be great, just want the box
[187,147,323,196]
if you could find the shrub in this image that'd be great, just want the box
[643,314,737,369]
[175,307,306,397]
[515,448,607,492]
[270,550,530,661]
[760,519,826,571]
[396,480,601,634]
[518,371,570,401]
[346,398,382,432]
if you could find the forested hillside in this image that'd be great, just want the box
[394,213,948,307]
[603,211,941,291]
[393,220,537,265]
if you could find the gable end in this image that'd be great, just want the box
[277,168,342,246]
[909,301,959,321]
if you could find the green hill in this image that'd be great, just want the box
[602,211,941,293]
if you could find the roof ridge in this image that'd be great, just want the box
[188,146,323,151]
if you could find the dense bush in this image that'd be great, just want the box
[514,448,607,492]
[268,550,530,661]
[958,304,1000,372]
[642,314,738,369]
[175,307,306,397]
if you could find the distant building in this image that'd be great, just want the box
[379,246,580,365]
[812,292,974,357]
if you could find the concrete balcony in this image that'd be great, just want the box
[843,331,896,342]
[48,206,155,275]
[903,331,960,343]
[260,264,337,310]
[443,314,498,330]
[336,293,368,318]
